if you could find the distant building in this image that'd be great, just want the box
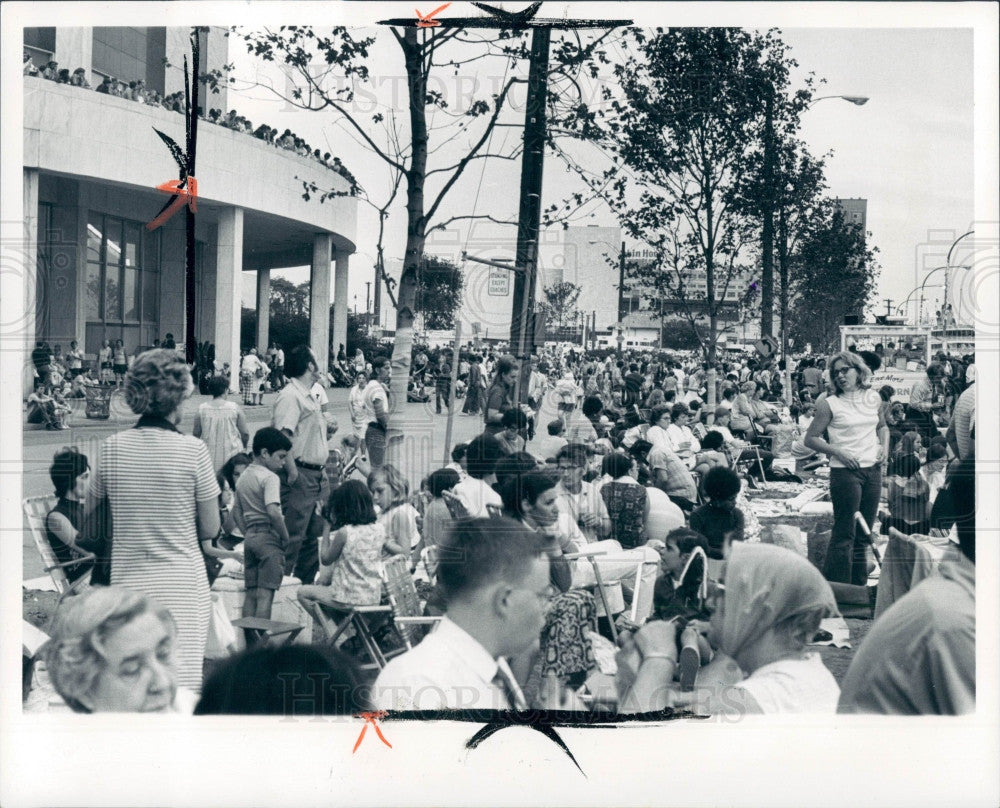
[22,26,357,394]
[834,197,868,234]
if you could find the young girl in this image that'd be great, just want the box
[98,339,113,384]
[112,339,128,387]
[367,464,419,560]
[296,480,388,643]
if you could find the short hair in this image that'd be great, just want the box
[435,517,546,601]
[666,527,709,555]
[650,406,671,426]
[703,467,741,501]
[878,385,896,402]
[219,451,252,491]
[670,403,690,420]
[495,454,541,492]
[701,430,725,451]
[499,468,558,517]
[501,408,528,430]
[714,406,730,419]
[327,479,377,527]
[451,442,468,463]
[43,587,175,713]
[206,374,230,398]
[628,439,653,461]
[428,467,460,497]
[464,434,504,480]
[283,345,315,379]
[688,400,702,412]
[372,356,390,373]
[367,463,410,505]
[252,427,292,456]
[556,443,590,467]
[546,419,564,436]
[601,451,634,479]
[925,444,948,464]
[124,349,192,417]
[828,351,873,393]
[195,644,370,716]
[581,396,604,418]
[50,447,89,498]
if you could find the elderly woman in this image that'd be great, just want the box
[617,543,840,714]
[805,351,888,585]
[88,349,220,692]
[42,587,195,713]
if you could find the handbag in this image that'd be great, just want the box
[202,534,224,586]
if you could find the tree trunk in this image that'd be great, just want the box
[385,30,428,467]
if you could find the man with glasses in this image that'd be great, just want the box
[554,444,611,543]
[374,517,579,711]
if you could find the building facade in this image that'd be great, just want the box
[834,197,868,234]
[22,26,357,393]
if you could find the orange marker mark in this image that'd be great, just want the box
[415,3,450,27]
[353,710,393,753]
[146,177,198,231]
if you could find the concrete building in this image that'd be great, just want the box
[834,197,868,234]
[22,26,357,393]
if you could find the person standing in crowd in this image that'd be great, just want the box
[87,349,221,693]
[272,345,330,586]
[462,353,485,416]
[239,347,266,407]
[362,357,391,468]
[65,340,84,379]
[435,350,453,415]
[112,339,128,387]
[484,355,518,436]
[192,374,249,475]
[905,362,946,443]
[804,351,888,586]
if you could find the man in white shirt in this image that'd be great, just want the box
[452,434,504,518]
[362,358,391,468]
[375,517,556,710]
[553,444,611,543]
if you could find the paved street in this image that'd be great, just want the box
[19,386,528,581]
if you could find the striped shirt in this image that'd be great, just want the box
[90,418,220,692]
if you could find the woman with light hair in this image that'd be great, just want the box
[42,587,195,713]
[804,351,888,585]
[88,350,221,692]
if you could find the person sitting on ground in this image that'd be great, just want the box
[40,587,196,713]
[838,454,975,715]
[495,408,529,456]
[883,453,931,536]
[692,430,730,478]
[920,443,949,508]
[27,378,71,430]
[295,480,388,644]
[195,644,371,716]
[617,543,840,715]
[45,447,111,586]
[232,428,293,635]
[689,467,745,560]
[375,516,589,711]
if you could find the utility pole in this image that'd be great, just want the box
[882,298,894,319]
[508,26,551,406]
[615,241,626,357]
[760,90,775,340]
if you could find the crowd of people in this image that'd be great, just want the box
[26,337,975,719]
[25,52,358,194]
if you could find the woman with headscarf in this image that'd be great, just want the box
[616,543,840,714]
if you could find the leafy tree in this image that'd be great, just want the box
[550,27,821,363]
[237,24,611,460]
[787,206,880,353]
[537,281,582,329]
[416,255,464,330]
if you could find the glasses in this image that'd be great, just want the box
[831,366,853,376]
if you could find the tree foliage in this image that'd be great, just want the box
[787,207,880,353]
[537,281,582,329]
[416,255,464,330]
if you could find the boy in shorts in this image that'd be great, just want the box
[233,427,293,638]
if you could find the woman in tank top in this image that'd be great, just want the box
[804,351,888,585]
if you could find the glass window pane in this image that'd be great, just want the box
[87,213,103,263]
[124,266,139,321]
[105,217,122,268]
[105,265,121,321]
[142,268,158,322]
[142,229,159,272]
[125,223,140,267]
[85,263,102,320]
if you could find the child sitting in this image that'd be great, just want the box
[885,453,931,536]
[232,428,292,636]
[367,464,418,561]
[689,466,745,560]
[296,480,388,643]
[538,419,568,462]
[692,430,730,478]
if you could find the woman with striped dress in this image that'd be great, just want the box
[89,349,221,692]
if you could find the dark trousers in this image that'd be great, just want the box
[825,465,882,586]
[278,465,328,585]
[365,422,387,468]
[435,382,450,413]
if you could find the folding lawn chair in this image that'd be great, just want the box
[564,547,622,644]
[23,495,94,601]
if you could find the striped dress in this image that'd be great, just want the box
[90,422,221,692]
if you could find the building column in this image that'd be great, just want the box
[255,268,270,353]
[332,250,350,365]
[310,234,332,377]
[22,169,40,397]
[215,207,243,393]
[55,28,94,86]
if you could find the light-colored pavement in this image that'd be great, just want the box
[19,386,519,581]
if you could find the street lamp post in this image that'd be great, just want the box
[590,239,627,357]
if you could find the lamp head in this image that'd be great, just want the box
[843,96,869,105]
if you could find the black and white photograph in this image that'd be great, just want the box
[2,2,998,805]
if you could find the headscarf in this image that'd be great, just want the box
[717,543,837,660]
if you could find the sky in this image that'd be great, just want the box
[223,12,977,330]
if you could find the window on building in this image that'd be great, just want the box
[84,212,160,354]
[24,28,56,71]
[92,27,153,88]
